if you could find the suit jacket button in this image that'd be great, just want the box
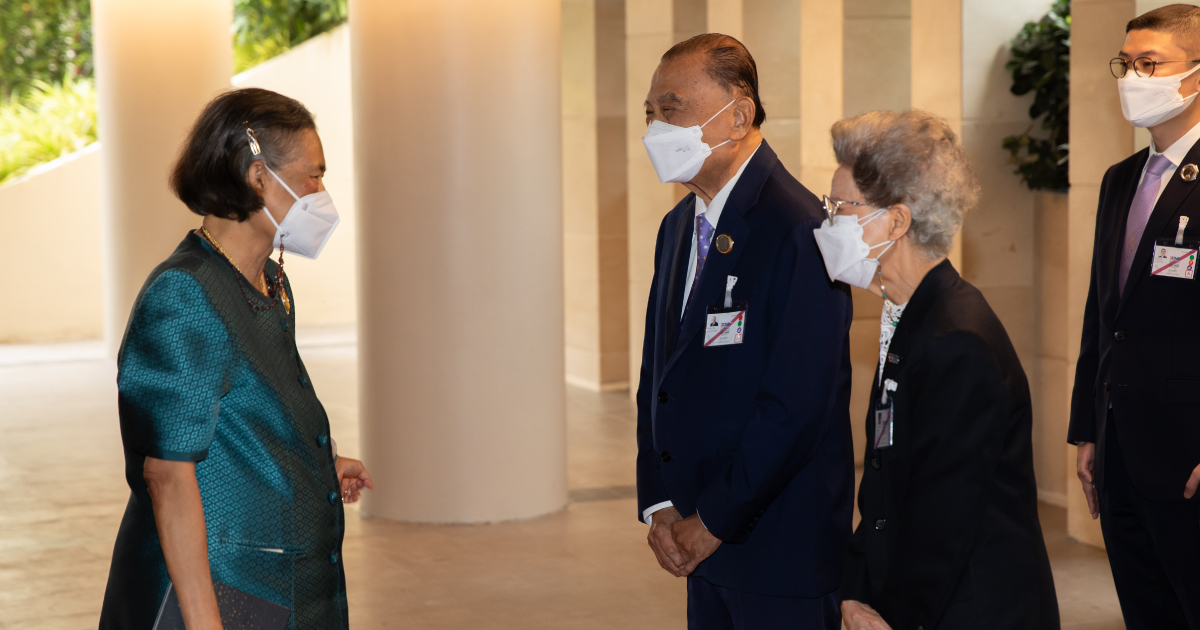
[328,491,339,505]
[658,391,669,403]
[1114,330,1126,341]
[661,451,672,463]
[875,519,887,530]
[870,458,881,469]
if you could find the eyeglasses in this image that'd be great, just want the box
[1110,57,1200,78]
[822,195,870,223]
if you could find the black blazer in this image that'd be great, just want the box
[843,261,1058,630]
[635,141,856,597]
[1069,142,1200,500]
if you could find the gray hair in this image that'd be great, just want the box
[831,110,980,258]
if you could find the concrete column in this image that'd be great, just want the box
[1066,0,1135,548]
[352,0,566,523]
[625,0,677,388]
[92,0,232,353]
[563,0,631,392]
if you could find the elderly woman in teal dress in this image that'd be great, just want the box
[100,88,374,629]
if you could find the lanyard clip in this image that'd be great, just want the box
[881,378,898,405]
[1177,216,1190,246]
[724,275,738,309]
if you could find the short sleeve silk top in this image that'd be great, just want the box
[100,232,347,630]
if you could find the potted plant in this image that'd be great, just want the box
[1002,0,1070,196]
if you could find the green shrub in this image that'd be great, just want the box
[0,0,346,183]
[0,76,96,185]
[1002,0,1071,192]
[0,0,93,101]
[234,0,348,73]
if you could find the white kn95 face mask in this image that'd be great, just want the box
[642,100,736,184]
[812,208,895,289]
[262,165,340,260]
[1119,61,1200,128]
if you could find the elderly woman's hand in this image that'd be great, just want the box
[335,457,375,504]
[841,600,892,630]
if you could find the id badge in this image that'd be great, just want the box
[1152,239,1198,280]
[874,379,898,450]
[874,404,893,449]
[704,302,747,347]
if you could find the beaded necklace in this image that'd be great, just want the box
[199,227,291,314]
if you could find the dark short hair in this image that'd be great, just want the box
[1127,4,1200,57]
[661,33,766,128]
[170,88,316,222]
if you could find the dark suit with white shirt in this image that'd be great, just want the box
[635,141,855,628]
[1069,126,1200,628]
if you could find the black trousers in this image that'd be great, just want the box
[687,576,840,630]
[1100,410,1200,630]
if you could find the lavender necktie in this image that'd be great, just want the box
[684,212,714,318]
[1119,153,1174,295]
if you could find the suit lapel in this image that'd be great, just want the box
[660,141,778,377]
[669,210,751,357]
[1119,143,1200,310]
[1103,152,1146,307]
[663,195,696,355]
[879,260,957,386]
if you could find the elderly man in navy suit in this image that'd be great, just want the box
[634,33,854,630]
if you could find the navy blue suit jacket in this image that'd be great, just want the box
[635,141,855,598]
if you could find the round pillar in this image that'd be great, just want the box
[352,0,567,522]
[93,0,232,353]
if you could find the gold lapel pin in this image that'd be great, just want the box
[1182,164,1198,181]
[714,234,734,254]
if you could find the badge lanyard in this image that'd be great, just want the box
[704,275,747,347]
[875,379,898,450]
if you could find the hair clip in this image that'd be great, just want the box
[243,123,262,156]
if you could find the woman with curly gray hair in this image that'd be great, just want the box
[816,110,1060,630]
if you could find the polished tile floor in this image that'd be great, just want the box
[0,330,1125,628]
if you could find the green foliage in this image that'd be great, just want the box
[1002,0,1071,192]
[0,76,97,185]
[0,0,346,183]
[233,0,348,73]
[0,0,92,101]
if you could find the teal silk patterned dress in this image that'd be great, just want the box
[99,232,348,629]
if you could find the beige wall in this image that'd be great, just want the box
[0,147,103,343]
[625,0,680,389]
[1067,0,1136,548]
[234,25,357,329]
[841,0,907,463]
[563,0,631,391]
[0,27,357,344]
[960,0,1058,502]
[844,0,910,118]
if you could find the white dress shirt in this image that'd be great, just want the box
[645,142,762,526]
[1139,119,1200,204]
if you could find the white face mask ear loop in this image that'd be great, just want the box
[701,99,739,128]
[263,164,302,201]
[700,99,740,150]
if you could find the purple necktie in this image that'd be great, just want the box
[684,212,714,318]
[1119,153,1174,295]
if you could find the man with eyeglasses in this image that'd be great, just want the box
[1072,5,1200,628]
